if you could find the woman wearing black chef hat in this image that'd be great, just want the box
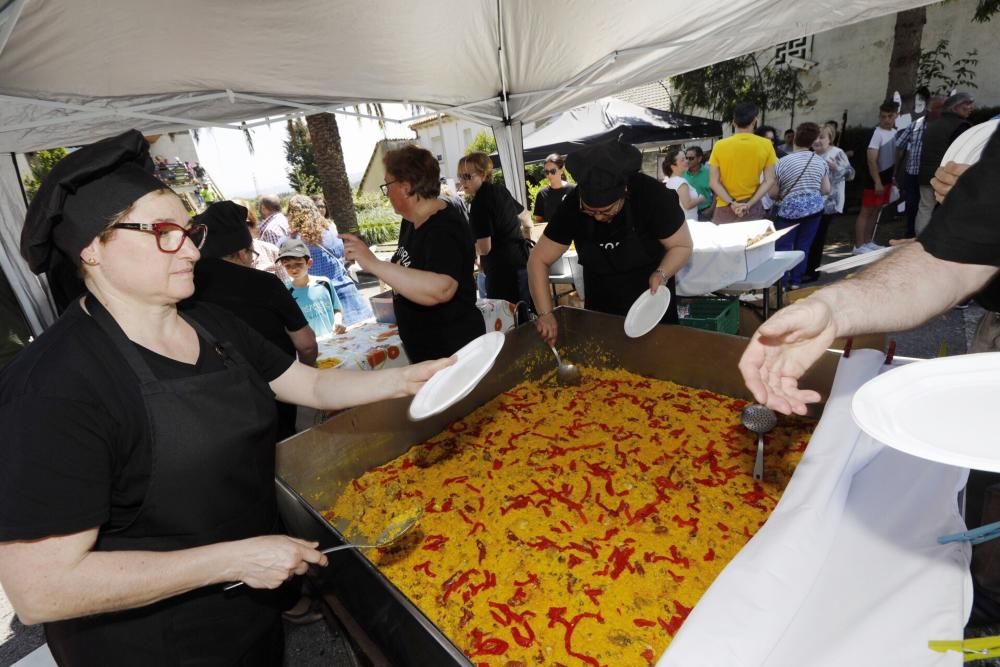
[0,130,451,666]
[527,139,693,346]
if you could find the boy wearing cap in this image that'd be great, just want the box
[526,140,693,346]
[278,238,346,339]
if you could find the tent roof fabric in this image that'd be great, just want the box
[0,0,934,154]
[519,98,722,163]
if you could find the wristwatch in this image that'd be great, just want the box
[653,269,669,283]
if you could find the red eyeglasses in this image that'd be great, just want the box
[110,222,207,253]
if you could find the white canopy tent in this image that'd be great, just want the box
[0,0,931,331]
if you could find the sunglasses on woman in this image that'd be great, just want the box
[111,221,208,253]
[544,168,559,175]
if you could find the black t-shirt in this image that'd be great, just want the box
[0,300,294,541]
[469,180,526,273]
[391,204,486,362]
[533,183,577,223]
[545,172,685,317]
[920,124,1000,309]
[190,259,308,357]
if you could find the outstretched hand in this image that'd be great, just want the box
[738,299,837,415]
[399,356,456,395]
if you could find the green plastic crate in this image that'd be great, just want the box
[678,297,740,335]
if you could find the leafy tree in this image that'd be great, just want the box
[974,0,999,21]
[917,39,979,94]
[22,148,68,201]
[464,130,497,155]
[671,56,814,122]
[284,118,321,195]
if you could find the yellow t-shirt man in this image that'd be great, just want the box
[708,134,778,207]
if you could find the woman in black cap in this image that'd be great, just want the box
[0,130,450,666]
[527,139,693,346]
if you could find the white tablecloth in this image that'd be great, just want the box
[659,350,971,667]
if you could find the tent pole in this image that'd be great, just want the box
[0,0,26,60]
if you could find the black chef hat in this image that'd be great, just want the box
[193,201,251,259]
[20,129,166,273]
[566,139,642,207]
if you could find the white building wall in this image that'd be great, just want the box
[413,116,489,181]
[762,0,999,133]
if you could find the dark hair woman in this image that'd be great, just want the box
[457,151,534,318]
[0,130,450,666]
[532,152,576,224]
[341,144,486,362]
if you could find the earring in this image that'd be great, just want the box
[82,257,99,266]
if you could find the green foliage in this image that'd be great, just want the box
[464,130,497,155]
[284,118,322,195]
[353,191,400,245]
[918,40,979,94]
[974,0,1000,21]
[671,57,815,121]
[23,147,68,200]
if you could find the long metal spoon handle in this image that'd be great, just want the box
[548,345,563,366]
[321,543,380,555]
[223,543,382,591]
[752,434,764,481]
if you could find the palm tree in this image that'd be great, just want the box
[306,112,359,234]
[885,7,926,115]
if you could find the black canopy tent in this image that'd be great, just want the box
[506,98,722,164]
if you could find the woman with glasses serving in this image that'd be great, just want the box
[0,130,451,666]
[457,152,535,319]
[342,145,486,363]
[527,140,693,346]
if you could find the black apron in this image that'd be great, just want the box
[574,201,679,323]
[46,295,285,667]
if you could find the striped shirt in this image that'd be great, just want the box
[776,151,829,199]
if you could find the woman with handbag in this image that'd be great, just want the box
[767,123,831,289]
[286,194,372,325]
[458,152,535,320]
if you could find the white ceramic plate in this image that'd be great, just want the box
[407,331,505,421]
[851,353,1000,471]
[941,118,998,166]
[816,246,893,274]
[624,288,671,338]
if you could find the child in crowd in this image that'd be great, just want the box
[278,238,347,338]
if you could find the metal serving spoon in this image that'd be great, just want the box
[549,344,582,386]
[223,511,422,591]
[741,404,777,482]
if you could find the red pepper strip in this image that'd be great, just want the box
[643,551,669,563]
[633,618,657,628]
[567,554,583,568]
[667,545,691,568]
[464,482,482,494]
[546,607,604,667]
[468,628,509,657]
[672,514,699,532]
[582,585,603,606]
[441,568,476,603]
[422,534,449,551]
[606,543,637,580]
[659,600,694,636]
[413,561,436,577]
[704,548,716,561]
[642,648,656,665]
[512,573,539,588]
[443,475,469,485]
[351,479,367,492]
[487,602,537,648]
